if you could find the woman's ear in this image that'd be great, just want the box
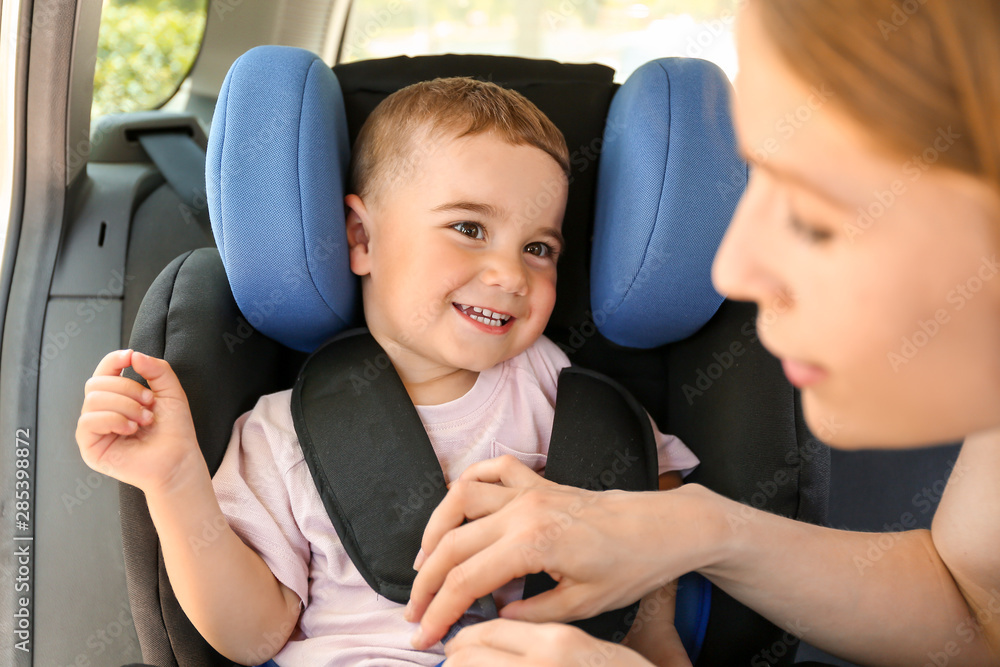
[344,194,372,277]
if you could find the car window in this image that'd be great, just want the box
[340,0,738,82]
[92,0,209,119]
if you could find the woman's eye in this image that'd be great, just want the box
[452,222,484,239]
[789,215,834,244]
[525,242,557,258]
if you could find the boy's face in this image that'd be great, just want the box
[346,132,568,379]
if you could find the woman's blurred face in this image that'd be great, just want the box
[713,4,1000,448]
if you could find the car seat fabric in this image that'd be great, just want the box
[122,47,828,667]
[122,248,306,667]
[207,46,356,352]
[592,58,745,348]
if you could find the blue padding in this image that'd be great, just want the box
[207,46,357,352]
[675,571,712,663]
[592,58,747,348]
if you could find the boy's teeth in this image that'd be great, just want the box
[456,303,511,324]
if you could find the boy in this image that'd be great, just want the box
[76,77,697,665]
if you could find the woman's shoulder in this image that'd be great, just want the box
[931,429,1000,631]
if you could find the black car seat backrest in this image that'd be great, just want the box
[121,52,828,667]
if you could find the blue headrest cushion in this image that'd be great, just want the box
[207,46,356,352]
[592,58,747,348]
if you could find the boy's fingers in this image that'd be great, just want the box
[81,391,153,426]
[128,351,187,401]
[84,375,155,405]
[93,349,134,377]
[76,411,138,446]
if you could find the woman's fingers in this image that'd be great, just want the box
[408,483,532,636]
[496,585,593,624]
[445,619,534,657]
[410,526,541,649]
[443,619,655,666]
[442,645,527,666]
[457,455,554,488]
[418,480,521,565]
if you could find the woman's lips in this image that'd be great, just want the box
[781,358,829,388]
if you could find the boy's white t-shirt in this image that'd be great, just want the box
[212,335,699,666]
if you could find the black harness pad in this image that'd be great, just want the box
[292,330,658,640]
[524,365,659,640]
[291,330,444,603]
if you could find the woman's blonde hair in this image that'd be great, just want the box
[350,77,569,206]
[758,0,1000,197]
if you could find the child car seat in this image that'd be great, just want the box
[120,47,828,666]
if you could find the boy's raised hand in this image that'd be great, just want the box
[76,349,202,495]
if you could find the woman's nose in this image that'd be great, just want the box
[712,170,786,306]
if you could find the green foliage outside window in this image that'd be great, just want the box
[92,0,208,119]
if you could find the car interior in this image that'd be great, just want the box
[0,1,963,666]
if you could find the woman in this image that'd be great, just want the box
[404,0,1000,664]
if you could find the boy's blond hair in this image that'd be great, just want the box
[350,77,570,205]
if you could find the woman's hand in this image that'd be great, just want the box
[407,456,719,650]
[442,619,663,666]
[76,349,203,496]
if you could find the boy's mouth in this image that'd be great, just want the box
[453,303,514,328]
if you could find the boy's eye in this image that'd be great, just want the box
[525,242,557,259]
[451,221,484,239]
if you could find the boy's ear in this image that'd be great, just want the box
[344,194,372,277]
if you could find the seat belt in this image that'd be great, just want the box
[135,130,214,241]
[290,329,658,642]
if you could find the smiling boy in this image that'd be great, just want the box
[76,77,698,665]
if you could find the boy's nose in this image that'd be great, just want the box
[481,252,528,295]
